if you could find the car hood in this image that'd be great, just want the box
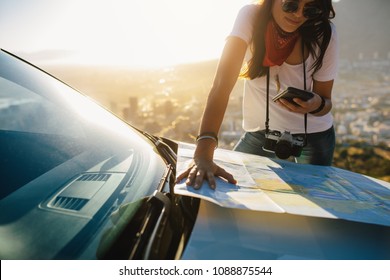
[175,143,390,260]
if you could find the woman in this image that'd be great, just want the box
[177,0,338,189]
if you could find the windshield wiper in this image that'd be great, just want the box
[132,128,177,195]
[157,163,174,194]
[95,127,179,259]
[95,190,171,260]
[128,191,171,259]
[131,126,177,167]
[95,162,173,260]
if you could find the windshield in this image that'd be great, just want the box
[0,50,168,259]
[0,50,166,198]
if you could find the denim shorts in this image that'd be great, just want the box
[233,126,335,166]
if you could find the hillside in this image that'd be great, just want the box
[333,142,390,182]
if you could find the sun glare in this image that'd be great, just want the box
[2,1,346,68]
[35,0,249,68]
[0,0,251,67]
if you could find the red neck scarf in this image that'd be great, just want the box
[263,19,299,67]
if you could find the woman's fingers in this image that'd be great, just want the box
[206,171,217,190]
[175,161,237,190]
[215,166,237,185]
[175,166,192,183]
[186,165,198,186]
[193,169,205,189]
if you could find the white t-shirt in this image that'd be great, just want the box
[229,4,339,134]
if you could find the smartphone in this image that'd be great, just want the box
[273,87,314,106]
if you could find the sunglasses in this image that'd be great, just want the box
[281,0,323,19]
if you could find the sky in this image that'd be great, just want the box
[0,0,253,68]
[0,0,343,68]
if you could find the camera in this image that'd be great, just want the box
[262,130,305,159]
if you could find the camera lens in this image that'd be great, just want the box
[275,140,292,159]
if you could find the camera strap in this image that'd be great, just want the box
[265,37,308,146]
[302,39,308,146]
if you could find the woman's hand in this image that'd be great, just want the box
[277,80,334,115]
[176,157,237,190]
[277,93,323,114]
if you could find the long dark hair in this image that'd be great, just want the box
[241,0,336,79]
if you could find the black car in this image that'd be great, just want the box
[0,49,199,259]
[1,49,390,260]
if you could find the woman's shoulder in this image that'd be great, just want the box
[234,3,261,29]
[230,3,261,44]
[238,3,261,16]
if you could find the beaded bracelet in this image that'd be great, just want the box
[196,132,218,148]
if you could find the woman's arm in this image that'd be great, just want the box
[176,36,248,189]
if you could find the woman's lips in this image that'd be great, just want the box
[285,16,302,27]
